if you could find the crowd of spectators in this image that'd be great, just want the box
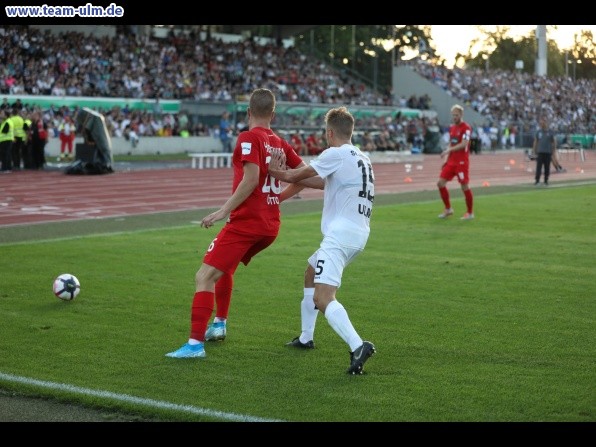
[0,25,391,106]
[1,25,593,156]
[408,58,594,135]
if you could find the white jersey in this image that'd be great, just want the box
[309,144,374,249]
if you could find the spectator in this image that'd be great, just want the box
[305,131,323,156]
[58,115,76,160]
[30,110,48,170]
[219,111,232,153]
[361,131,377,152]
[289,131,306,156]
[124,124,139,148]
[0,25,592,141]
[152,97,163,117]
[22,111,33,169]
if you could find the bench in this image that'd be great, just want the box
[188,152,232,169]
[558,145,585,162]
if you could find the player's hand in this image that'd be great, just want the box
[200,209,227,228]
[268,149,286,172]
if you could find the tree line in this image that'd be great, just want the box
[292,25,595,94]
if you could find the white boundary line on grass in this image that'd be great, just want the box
[0,372,283,422]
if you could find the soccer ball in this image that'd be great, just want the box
[53,273,81,301]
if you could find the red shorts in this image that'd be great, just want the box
[202,224,277,275]
[440,162,469,184]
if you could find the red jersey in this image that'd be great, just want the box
[229,126,303,236]
[447,121,472,165]
[289,133,304,154]
[305,133,322,155]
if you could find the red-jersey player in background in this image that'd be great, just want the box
[166,88,322,359]
[437,104,474,220]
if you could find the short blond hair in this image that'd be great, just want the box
[451,104,464,113]
[325,106,354,139]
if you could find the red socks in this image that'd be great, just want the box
[439,186,451,209]
[190,291,214,341]
[464,189,474,214]
[214,272,233,320]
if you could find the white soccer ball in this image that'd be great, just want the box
[53,273,81,301]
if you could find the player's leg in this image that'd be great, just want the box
[165,262,223,359]
[314,242,376,374]
[459,168,474,219]
[205,231,276,342]
[205,271,233,341]
[438,165,454,218]
[286,262,317,348]
[166,226,246,358]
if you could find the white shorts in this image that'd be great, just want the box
[308,236,363,288]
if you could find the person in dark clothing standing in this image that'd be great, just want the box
[22,112,33,169]
[10,108,25,170]
[219,111,232,153]
[532,117,557,186]
[30,111,48,170]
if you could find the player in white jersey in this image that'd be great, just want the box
[268,106,376,375]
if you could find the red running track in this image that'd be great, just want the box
[1,152,594,227]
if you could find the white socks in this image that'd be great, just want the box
[298,289,363,353]
[299,288,318,344]
[324,300,362,352]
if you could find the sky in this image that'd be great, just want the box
[426,25,595,68]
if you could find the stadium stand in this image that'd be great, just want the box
[0,25,593,163]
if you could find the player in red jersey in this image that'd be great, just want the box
[437,104,474,220]
[166,88,322,359]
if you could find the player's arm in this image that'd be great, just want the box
[269,150,321,186]
[201,162,259,228]
[442,138,467,159]
[280,182,305,202]
[294,159,324,190]
[283,147,325,190]
[271,164,318,184]
[279,173,324,202]
[297,175,324,189]
[446,133,470,153]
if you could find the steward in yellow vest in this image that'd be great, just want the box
[10,108,25,170]
[0,109,14,172]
